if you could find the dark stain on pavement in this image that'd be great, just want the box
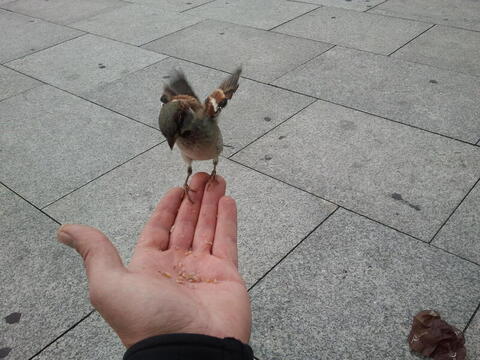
[391,193,421,211]
[0,348,11,358]
[5,313,21,324]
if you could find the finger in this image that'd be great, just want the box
[137,187,184,251]
[169,172,209,250]
[57,224,126,282]
[212,196,238,267]
[192,175,226,253]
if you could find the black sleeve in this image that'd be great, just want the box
[123,333,254,360]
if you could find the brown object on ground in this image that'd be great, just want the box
[408,310,466,360]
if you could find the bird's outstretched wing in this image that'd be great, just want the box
[203,67,242,117]
[218,67,242,99]
[164,70,199,100]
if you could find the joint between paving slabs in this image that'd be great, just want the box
[0,181,62,225]
[361,6,480,34]
[463,301,480,333]
[139,21,208,48]
[303,41,480,79]
[0,80,43,104]
[247,207,340,292]
[2,63,163,132]
[263,80,479,147]
[179,0,217,13]
[228,157,420,243]
[428,176,480,245]
[28,310,95,360]
[267,5,322,32]
[387,24,436,57]
[285,0,321,6]
[268,44,337,84]
[363,0,390,12]
[228,158,480,269]
[1,32,87,66]
[41,143,162,210]
[1,67,165,211]
[429,243,480,267]
[227,98,316,158]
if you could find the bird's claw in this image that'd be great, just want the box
[182,184,196,203]
[206,171,218,189]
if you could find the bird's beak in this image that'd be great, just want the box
[167,136,176,150]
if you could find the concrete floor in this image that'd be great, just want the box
[1,0,480,359]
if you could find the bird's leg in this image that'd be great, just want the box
[183,165,196,203]
[207,158,219,188]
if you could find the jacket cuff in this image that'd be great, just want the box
[123,333,254,360]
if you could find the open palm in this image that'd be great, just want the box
[58,173,251,348]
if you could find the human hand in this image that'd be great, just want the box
[57,173,251,348]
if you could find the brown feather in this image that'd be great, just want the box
[203,68,242,117]
[218,67,242,99]
[170,95,202,112]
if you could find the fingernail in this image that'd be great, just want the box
[57,226,73,247]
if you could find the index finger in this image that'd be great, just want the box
[136,187,184,251]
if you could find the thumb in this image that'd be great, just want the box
[57,224,125,279]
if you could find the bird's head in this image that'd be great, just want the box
[158,100,194,150]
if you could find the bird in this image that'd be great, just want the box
[158,67,242,202]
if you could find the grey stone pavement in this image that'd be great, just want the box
[1,0,480,359]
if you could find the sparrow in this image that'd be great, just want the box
[158,67,242,202]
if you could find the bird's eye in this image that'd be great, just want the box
[218,99,227,108]
[160,95,169,104]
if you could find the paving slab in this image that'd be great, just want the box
[44,146,336,286]
[466,311,480,360]
[274,6,431,55]
[6,34,166,95]
[0,65,40,101]
[143,20,332,83]
[71,4,201,46]
[34,313,124,360]
[250,209,480,360]
[273,47,480,143]
[125,0,212,12]
[2,0,127,25]
[0,185,91,360]
[232,100,480,241]
[290,0,385,11]
[433,182,480,265]
[185,0,317,30]
[84,57,314,156]
[393,25,480,77]
[0,85,160,208]
[0,9,83,64]
[370,0,480,32]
